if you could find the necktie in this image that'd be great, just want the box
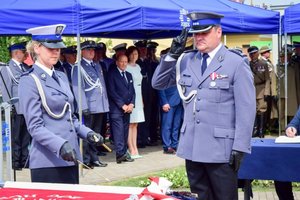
[201,53,209,75]
[121,71,128,84]
[52,71,60,85]
[20,63,25,72]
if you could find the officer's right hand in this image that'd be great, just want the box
[168,28,189,59]
[87,132,104,145]
[59,142,78,164]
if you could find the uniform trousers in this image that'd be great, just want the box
[274,181,294,200]
[186,160,238,200]
[11,114,31,168]
[83,113,104,163]
[31,165,79,184]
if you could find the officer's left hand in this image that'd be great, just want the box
[87,132,104,145]
[229,150,244,172]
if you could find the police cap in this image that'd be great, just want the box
[8,42,26,52]
[147,41,159,49]
[81,40,97,50]
[26,24,66,49]
[96,42,106,50]
[247,46,259,54]
[134,40,147,48]
[62,45,77,54]
[186,11,224,33]
[113,43,127,51]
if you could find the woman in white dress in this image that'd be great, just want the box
[126,46,145,158]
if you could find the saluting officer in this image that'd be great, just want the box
[72,40,109,168]
[248,46,271,138]
[19,24,103,184]
[0,42,31,170]
[152,12,256,200]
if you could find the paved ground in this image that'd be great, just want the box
[4,143,300,199]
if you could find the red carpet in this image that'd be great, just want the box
[0,188,131,200]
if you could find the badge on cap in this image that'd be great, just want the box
[55,26,64,37]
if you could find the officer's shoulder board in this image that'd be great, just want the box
[228,48,246,58]
[21,68,34,77]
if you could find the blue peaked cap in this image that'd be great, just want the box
[187,12,224,33]
[26,24,66,49]
[8,43,26,52]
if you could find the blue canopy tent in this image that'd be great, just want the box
[0,0,280,38]
[0,0,79,35]
[283,3,300,34]
[79,0,280,39]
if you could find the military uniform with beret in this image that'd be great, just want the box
[152,12,255,200]
[248,46,270,138]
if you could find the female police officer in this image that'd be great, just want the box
[18,24,103,184]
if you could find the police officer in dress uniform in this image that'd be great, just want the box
[0,43,31,170]
[19,24,103,184]
[248,46,271,138]
[72,40,109,168]
[152,12,256,200]
[62,45,77,84]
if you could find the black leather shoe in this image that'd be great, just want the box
[83,163,94,169]
[92,161,108,167]
[116,154,134,164]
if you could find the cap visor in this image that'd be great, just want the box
[189,25,213,34]
[42,41,66,49]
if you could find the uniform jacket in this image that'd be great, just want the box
[152,45,256,163]
[19,64,92,169]
[107,66,135,114]
[250,58,271,99]
[261,57,277,96]
[158,86,181,107]
[0,60,30,114]
[72,59,109,114]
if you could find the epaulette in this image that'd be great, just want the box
[21,68,34,77]
[228,48,245,58]
[0,62,7,67]
[183,49,198,54]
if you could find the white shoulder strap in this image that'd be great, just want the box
[176,53,197,103]
[30,73,72,121]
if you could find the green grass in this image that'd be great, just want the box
[102,166,300,191]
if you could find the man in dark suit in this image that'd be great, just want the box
[158,86,183,154]
[0,43,31,170]
[107,54,135,164]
